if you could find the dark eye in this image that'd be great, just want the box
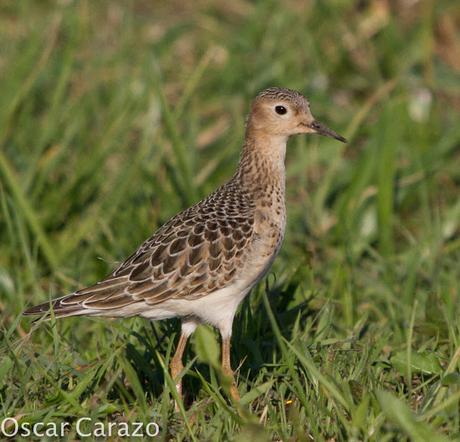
[275,105,287,115]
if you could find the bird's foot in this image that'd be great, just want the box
[222,368,240,403]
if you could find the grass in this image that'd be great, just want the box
[1,0,460,440]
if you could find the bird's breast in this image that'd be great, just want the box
[236,192,286,290]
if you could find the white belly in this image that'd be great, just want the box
[143,282,250,333]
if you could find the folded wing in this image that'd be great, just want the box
[24,186,255,318]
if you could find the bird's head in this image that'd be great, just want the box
[248,87,346,142]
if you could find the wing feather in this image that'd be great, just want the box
[24,182,256,318]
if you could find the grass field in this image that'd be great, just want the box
[1,1,460,440]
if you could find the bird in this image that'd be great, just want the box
[24,87,346,406]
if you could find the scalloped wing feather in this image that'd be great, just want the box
[23,183,255,318]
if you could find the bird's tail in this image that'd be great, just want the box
[23,296,88,320]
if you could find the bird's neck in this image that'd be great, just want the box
[235,127,287,200]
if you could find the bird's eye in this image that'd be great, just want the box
[275,105,287,115]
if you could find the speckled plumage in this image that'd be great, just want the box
[28,180,256,312]
[24,87,345,404]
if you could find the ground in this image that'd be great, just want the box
[1,1,460,440]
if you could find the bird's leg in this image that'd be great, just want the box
[170,332,188,411]
[221,336,240,402]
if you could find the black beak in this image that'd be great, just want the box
[309,120,347,143]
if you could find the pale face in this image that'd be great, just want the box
[249,89,346,142]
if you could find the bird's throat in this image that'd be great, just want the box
[236,130,287,201]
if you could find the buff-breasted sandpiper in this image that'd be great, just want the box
[24,87,346,406]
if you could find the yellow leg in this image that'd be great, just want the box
[221,336,240,402]
[170,332,189,411]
